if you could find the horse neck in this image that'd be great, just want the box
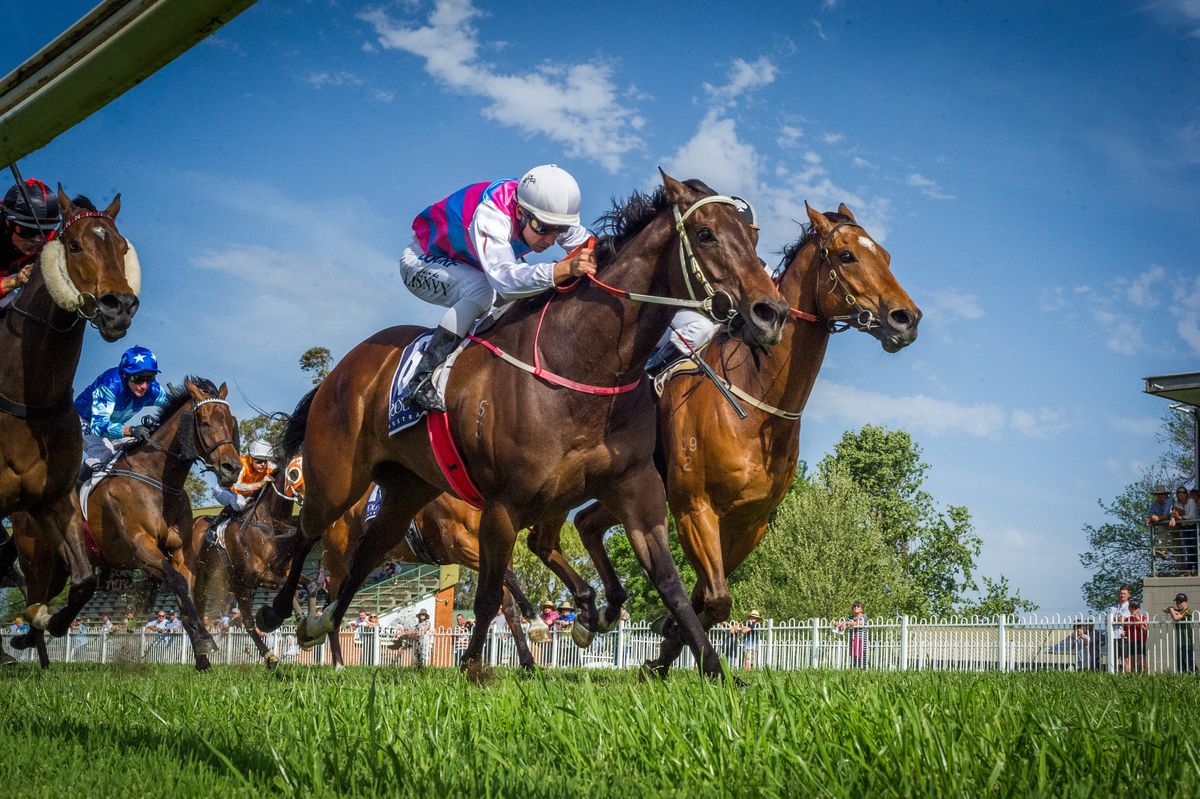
[722,240,831,414]
[126,406,191,487]
[0,268,85,405]
[493,217,678,386]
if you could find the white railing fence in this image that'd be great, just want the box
[3,614,1197,674]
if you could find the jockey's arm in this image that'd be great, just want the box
[470,203,594,299]
[85,383,126,439]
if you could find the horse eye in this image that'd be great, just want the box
[67,239,82,253]
[697,227,716,243]
[838,250,857,264]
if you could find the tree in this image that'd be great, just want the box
[1157,407,1197,486]
[602,516,696,622]
[238,413,287,454]
[906,504,980,617]
[964,575,1038,619]
[454,523,599,612]
[184,473,212,508]
[299,347,333,385]
[1079,472,1161,610]
[730,465,910,620]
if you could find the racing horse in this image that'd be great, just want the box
[0,190,141,662]
[259,173,789,679]
[191,451,312,669]
[320,488,546,669]
[528,204,921,674]
[10,378,240,669]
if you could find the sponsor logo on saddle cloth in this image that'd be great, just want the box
[387,330,472,436]
[363,484,383,522]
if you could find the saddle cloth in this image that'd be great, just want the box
[78,462,116,523]
[386,330,472,436]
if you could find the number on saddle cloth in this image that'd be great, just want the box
[387,330,469,435]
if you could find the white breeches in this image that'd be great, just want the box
[400,240,496,336]
[656,310,718,352]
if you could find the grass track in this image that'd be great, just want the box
[2,664,1198,798]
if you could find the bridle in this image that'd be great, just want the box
[6,208,123,332]
[783,220,881,334]
[113,394,237,491]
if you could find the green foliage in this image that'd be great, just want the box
[298,346,333,386]
[731,465,910,620]
[603,515,696,621]
[906,504,980,617]
[1157,406,1197,484]
[1079,472,1159,610]
[964,575,1039,619]
[3,666,1200,797]
[184,472,211,507]
[238,413,287,455]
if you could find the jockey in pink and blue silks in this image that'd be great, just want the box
[397,164,597,412]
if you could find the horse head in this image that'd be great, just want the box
[797,203,921,353]
[660,171,788,348]
[183,378,241,487]
[39,188,141,342]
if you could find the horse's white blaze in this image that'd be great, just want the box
[857,235,878,255]
[93,227,106,240]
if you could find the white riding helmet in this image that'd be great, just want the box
[247,439,274,461]
[516,164,581,227]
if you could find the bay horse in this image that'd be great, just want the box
[10,377,241,669]
[0,190,141,658]
[191,452,312,669]
[259,173,788,679]
[528,204,921,675]
[320,487,545,669]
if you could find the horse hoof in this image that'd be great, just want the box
[570,623,595,649]
[26,604,53,631]
[637,660,669,682]
[649,614,669,637]
[10,634,32,651]
[195,637,218,658]
[595,609,621,634]
[527,619,550,643]
[0,651,16,666]
[263,653,279,670]
[297,616,328,648]
[256,606,284,633]
[462,658,494,685]
[194,655,212,672]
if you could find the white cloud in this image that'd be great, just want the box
[361,0,644,172]
[1124,264,1165,308]
[1093,307,1145,355]
[702,56,778,110]
[906,172,956,200]
[1145,0,1200,37]
[822,132,844,144]
[925,289,984,322]
[777,125,803,148]
[810,19,828,40]
[852,156,876,169]
[1009,408,1066,438]
[373,88,395,103]
[306,70,364,88]
[1171,273,1200,354]
[662,110,764,199]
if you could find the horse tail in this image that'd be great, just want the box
[282,388,317,457]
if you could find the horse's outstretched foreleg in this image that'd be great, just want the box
[237,587,276,669]
[259,532,319,633]
[499,585,535,669]
[137,536,216,671]
[461,504,519,680]
[601,468,723,680]
[574,501,628,632]
[526,514,599,647]
[19,496,97,637]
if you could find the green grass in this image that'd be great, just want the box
[2,664,1198,798]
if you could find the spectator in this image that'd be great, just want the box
[414,610,433,666]
[1107,585,1131,668]
[1147,485,1173,526]
[145,610,167,633]
[229,608,243,629]
[366,613,380,629]
[353,610,370,629]
[539,601,559,628]
[718,620,741,664]
[69,619,88,656]
[741,610,762,671]
[453,614,470,660]
[1172,486,1196,523]
[1164,592,1196,674]
[834,601,869,668]
[1122,599,1149,674]
[556,602,576,629]
[99,614,113,635]
[165,610,183,634]
[7,616,28,635]
[1071,622,1103,670]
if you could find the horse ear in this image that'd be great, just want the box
[805,203,833,237]
[104,193,122,220]
[659,168,694,207]
[837,203,857,222]
[218,382,228,399]
[185,378,203,402]
[57,185,75,217]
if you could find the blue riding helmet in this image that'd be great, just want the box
[117,345,160,376]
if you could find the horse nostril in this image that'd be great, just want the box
[752,301,781,326]
[99,294,121,312]
[889,308,916,330]
[99,293,138,317]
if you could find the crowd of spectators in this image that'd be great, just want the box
[1147,484,1200,574]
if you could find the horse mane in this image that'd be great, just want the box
[138,376,218,429]
[282,388,316,458]
[593,179,716,269]
[71,195,97,212]
[775,210,855,278]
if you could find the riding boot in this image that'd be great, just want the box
[397,327,462,413]
[646,343,685,379]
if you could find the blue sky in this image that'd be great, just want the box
[5,0,1199,614]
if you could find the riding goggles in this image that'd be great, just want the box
[127,373,156,385]
[527,215,569,237]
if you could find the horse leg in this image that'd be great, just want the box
[134,535,216,671]
[600,469,723,679]
[574,501,628,632]
[461,504,519,680]
[526,513,599,647]
[500,584,535,669]
[238,587,277,669]
[23,496,97,637]
[0,531,17,584]
[258,532,319,633]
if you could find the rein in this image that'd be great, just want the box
[780,220,880,334]
[112,395,234,491]
[466,194,748,395]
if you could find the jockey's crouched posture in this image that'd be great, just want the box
[397,164,597,412]
[74,346,170,477]
[1,178,58,302]
[214,439,275,517]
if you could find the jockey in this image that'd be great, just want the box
[214,439,276,513]
[74,345,170,469]
[1,179,59,302]
[396,164,597,412]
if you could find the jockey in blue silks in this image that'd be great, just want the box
[74,345,170,469]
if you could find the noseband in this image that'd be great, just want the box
[779,221,880,334]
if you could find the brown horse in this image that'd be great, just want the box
[191,453,312,669]
[259,173,788,679]
[11,377,240,669]
[529,204,921,674]
[0,190,140,662]
[320,487,546,668]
